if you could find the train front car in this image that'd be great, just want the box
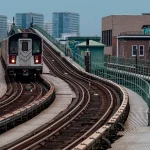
[8,32,43,79]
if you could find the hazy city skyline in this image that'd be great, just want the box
[0,0,150,36]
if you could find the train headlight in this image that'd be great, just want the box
[34,55,41,64]
[9,55,16,64]
[35,59,39,63]
[11,59,15,63]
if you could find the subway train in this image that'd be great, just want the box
[1,32,43,79]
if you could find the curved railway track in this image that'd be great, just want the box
[0,78,22,111]
[0,73,51,134]
[0,80,47,117]
[6,38,123,150]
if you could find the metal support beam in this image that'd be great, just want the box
[102,138,111,149]
[117,122,124,131]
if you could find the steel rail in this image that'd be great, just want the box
[9,57,90,150]
[8,44,115,149]
[63,84,114,150]
[0,82,23,109]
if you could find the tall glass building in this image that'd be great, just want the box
[0,15,7,40]
[44,21,52,35]
[52,12,80,38]
[15,13,44,29]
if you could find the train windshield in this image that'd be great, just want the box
[8,33,42,54]
[9,40,18,54]
[32,40,41,54]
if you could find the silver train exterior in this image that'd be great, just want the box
[1,32,43,77]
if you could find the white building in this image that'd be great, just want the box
[7,20,13,32]
[44,21,52,35]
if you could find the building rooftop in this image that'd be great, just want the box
[15,12,44,15]
[53,12,79,15]
[142,25,150,29]
[67,36,100,40]
[77,40,105,47]
[119,31,150,36]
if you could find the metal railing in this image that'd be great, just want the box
[104,54,150,68]
[33,25,66,53]
[91,63,150,106]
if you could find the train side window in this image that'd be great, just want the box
[22,42,28,51]
[10,41,18,54]
[32,40,40,54]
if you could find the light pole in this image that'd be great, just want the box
[136,48,138,73]
[123,40,127,58]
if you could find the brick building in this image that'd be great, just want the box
[102,14,150,56]
[117,33,150,59]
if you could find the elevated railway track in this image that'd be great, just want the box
[3,31,129,150]
[0,28,129,150]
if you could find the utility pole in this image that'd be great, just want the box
[30,17,33,27]
[85,39,91,72]
[13,17,15,26]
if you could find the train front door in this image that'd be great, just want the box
[18,39,32,66]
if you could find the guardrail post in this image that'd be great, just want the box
[108,127,117,142]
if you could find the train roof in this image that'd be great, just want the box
[8,32,42,40]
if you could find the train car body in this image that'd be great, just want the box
[1,32,43,78]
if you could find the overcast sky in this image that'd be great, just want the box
[1,0,150,36]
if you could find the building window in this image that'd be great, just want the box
[139,45,144,56]
[102,30,112,46]
[132,45,137,56]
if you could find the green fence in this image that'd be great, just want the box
[104,55,150,77]
[33,25,85,67]
[91,64,150,106]
[104,54,150,66]
[33,25,150,107]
